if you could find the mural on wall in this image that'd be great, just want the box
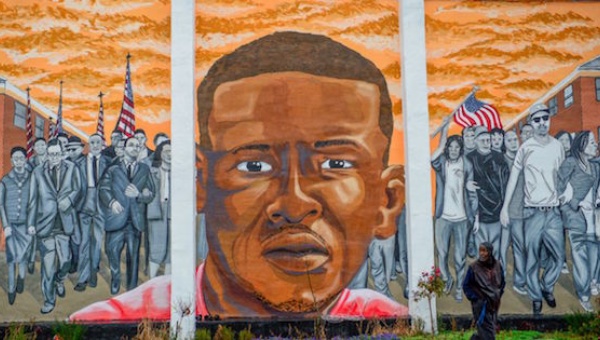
[3,0,600,323]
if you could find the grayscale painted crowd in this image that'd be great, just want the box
[433,103,600,317]
[1,129,172,314]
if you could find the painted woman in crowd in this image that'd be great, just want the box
[147,140,172,278]
[557,130,599,312]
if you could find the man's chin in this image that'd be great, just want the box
[254,291,337,314]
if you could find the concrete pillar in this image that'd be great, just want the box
[399,0,437,333]
[170,1,196,338]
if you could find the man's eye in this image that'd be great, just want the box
[321,159,353,169]
[236,161,272,173]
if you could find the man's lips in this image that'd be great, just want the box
[261,230,330,274]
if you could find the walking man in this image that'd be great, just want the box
[500,103,565,316]
[99,137,154,294]
[28,139,82,314]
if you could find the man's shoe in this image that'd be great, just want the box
[69,261,78,274]
[579,298,594,313]
[16,277,24,294]
[467,242,477,258]
[542,291,557,308]
[111,279,120,295]
[74,282,87,292]
[561,262,569,274]
[454,289,463,302]
[513,285,528,296]
[56,282,66,298]
[27,262,34,274]
[8,292,16,305]
[89,272,98,288]
[40,302,55,314]
[443,280,453,295]
[532,301,542,317]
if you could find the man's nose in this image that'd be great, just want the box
[266,169,322,227]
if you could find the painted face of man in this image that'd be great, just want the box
[463,128,475,150]
[134,133,147,146]
[89,135,104,156]
[520,125,533,142]
[111,132,122,145]
[34,140,47,156]
[68,145,83,160]
[491,133,503,150]
[202,72,403,315]
[504,131,520,153]
[124,138,141,160]
[115,140,125,158]
[475,134,491,155]
[558,134,571,153]
[529,112,550,137]
[11,151,26,171]
[447,140,461,161]
[47,145,62,168]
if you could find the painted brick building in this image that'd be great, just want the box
[509,56,600,135]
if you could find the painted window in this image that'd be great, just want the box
[596,78,600,101]
[35,116,45,138]
[564,84,574,108]
[13,101,26,129]
[548,96,558,115]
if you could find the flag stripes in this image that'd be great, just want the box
[115,54,135,137]
[453,92,502,130]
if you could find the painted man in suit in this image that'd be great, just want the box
[99,137,154,294]
[74,134,110,291]
[27,139,82,314]
[66,136,86,274]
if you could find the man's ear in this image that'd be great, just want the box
[373,164,405,239]
[196,146,207,213]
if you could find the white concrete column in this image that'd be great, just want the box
[170,1,196,339]
[399,0,436,333]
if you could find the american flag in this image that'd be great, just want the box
[115,53,135,137]
[52,80,64,138]
[25,87,34,159]
[453,92,502,130]
[97,91,106,143]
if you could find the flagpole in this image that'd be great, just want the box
[430,85,479,138]
[97,91,106,143]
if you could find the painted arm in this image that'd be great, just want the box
[137,174,155,204]
[26,173,38,230]
[0,182,9,229]
[98,167,115,208]
[500,164,521,227]
[431,117,451,161]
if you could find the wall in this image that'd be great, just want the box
[1,0,600,324]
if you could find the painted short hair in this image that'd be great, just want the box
[197,31,394,164]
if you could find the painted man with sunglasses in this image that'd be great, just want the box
[500,103,565,317]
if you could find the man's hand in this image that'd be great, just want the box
[125,184,140,198]
[473,218,480,234]
[466,181,480,192]
[58,198,71,211]
[27,226,36,235]
[141,188,152,198]
[4,227,12,238]
[111,201,125,214]
[500,206,510,227]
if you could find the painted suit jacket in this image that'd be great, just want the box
[27,160,82,237]
[98,160,154,232]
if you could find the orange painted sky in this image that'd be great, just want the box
[1,1,600,164]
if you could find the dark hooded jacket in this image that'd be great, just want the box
[462,242,505,313]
